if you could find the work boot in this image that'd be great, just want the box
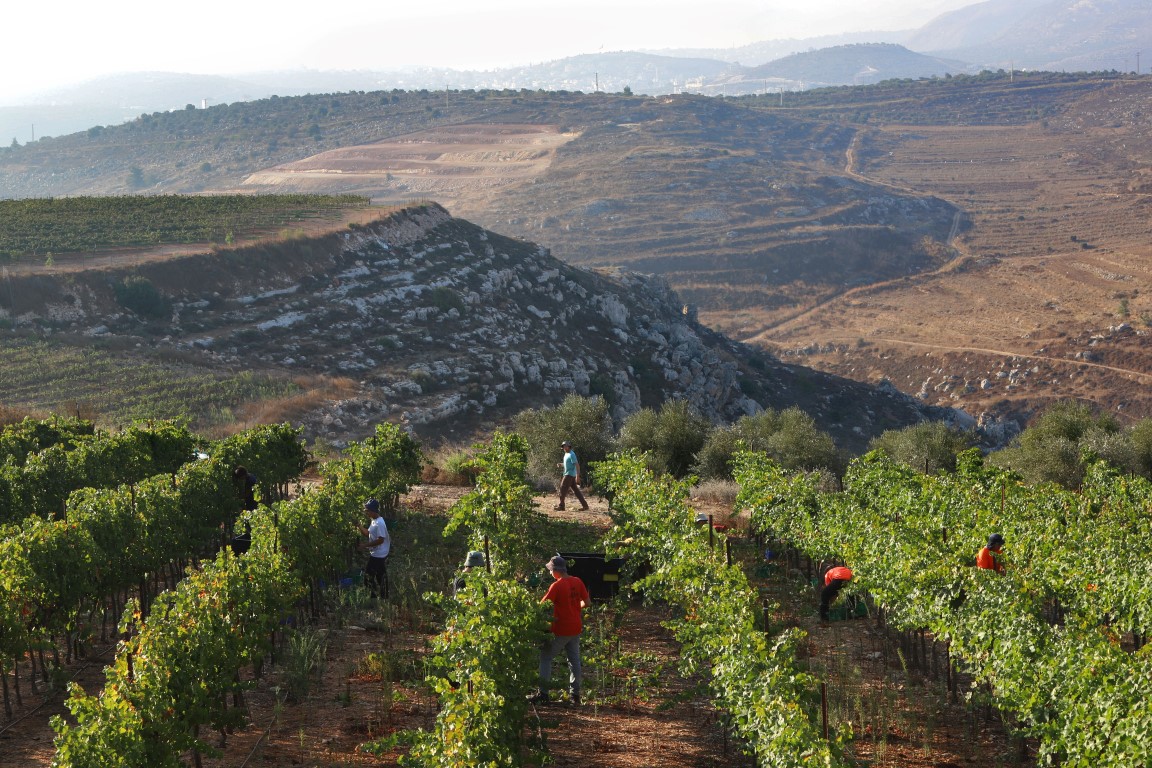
[527,690,550,704]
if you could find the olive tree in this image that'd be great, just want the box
[989,401,1124,488]
[513,395,614,487]
[618,400,711,478]
[869,421,973,474]
[694,407,841,480]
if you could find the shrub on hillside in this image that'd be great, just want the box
[114,275,170,319]
[617,399,710,479]
[1127,419,1152,478]
[989,401,1124,488]
[421,444,483,486]
[694,407,841,480]
[869,421,973,474]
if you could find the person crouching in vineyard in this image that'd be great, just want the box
[452,550,486,597]
[819,565,854,621]
[976,533,1006,573]
[357,498,391,600]
[531,555,590,705]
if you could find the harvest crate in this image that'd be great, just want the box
[558,551,626,602]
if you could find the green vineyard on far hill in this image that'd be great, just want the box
[0,339,300,429]
[0,194,371,258]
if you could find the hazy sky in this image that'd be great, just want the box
[3,0,976,105]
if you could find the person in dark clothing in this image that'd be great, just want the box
[233,465,259,510]
[820,565,854,621]
[230,465,259,554]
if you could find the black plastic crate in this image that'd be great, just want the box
[558,552,625,602]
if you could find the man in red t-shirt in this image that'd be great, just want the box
[820,565,854,621]
[976,533,1005,573]
[532,555,591,705]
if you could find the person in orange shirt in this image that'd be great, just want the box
[531,555,591,705]
[976,533,1005,573]
[820,565,854,621]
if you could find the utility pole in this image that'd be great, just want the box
[594,72,599,93]
[1137,51,1141,75]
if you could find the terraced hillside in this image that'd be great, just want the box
[4,73,1152,428]
[753,75,1152,424]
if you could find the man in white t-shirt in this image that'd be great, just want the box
[357,498,391,599]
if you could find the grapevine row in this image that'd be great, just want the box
[598,451,849,768]
[0,194,371,258]
[47,422,423,767]
[0,423,309,720]
[385,431,550,767]
[735,449,1152,767]
[0,419,198,525]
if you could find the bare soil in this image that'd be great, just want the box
[241,124,577,211]
[0,485,1021,768]
[743,87,1152,423]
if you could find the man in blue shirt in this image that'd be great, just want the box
[555,441,589,511]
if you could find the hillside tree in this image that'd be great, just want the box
[513,395,614,487]
[989,400,1126,488]
[869,421,973,474]
[617,399,711,478]
[694,407,841,480]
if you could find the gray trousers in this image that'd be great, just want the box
[539,633,581,696]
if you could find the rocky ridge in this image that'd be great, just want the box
[0,204,972,450]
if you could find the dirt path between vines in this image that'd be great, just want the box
[0,486,1022,767]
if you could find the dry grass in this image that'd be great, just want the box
[419,442,481,486]
[0,404,41,427]
[690,479,740,505]
[235,375,361,427]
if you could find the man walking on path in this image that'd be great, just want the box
[555,441,589,511]
[357,498,391,599]
[533,555,590,705]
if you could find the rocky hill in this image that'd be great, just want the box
[7,75,1152,434]
[0,203,964,452]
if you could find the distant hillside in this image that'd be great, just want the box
[913,0,1152,71]
[7,0,1152,144]
[748,44,967,88]
[7,74,1152,432]
[904,0,1053,52]
[0,203,955,452]
[655,31,913,66]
